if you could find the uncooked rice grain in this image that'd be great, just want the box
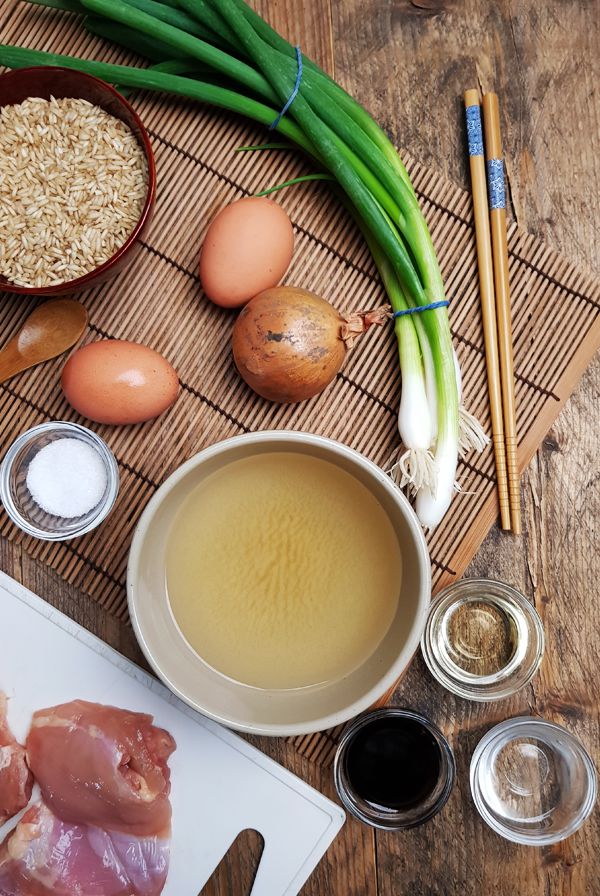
[0,96,148,288]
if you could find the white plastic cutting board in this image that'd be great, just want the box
[0,571,345,895]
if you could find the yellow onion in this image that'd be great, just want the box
[232,286,389,403]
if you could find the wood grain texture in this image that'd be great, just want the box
[1,1,599,895]
[329,2,600,893]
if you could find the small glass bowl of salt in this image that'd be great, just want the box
[0,422,119,541]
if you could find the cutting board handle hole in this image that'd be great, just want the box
[199,828,265,895]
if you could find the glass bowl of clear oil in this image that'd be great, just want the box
[421,579,544,701]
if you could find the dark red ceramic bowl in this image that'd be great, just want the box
[0,66,156,296]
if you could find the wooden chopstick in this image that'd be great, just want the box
[481,93,521,534]
[464,89,511,531]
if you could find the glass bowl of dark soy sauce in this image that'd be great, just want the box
[334,708,456,829]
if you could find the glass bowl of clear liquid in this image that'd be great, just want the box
[470,717,597,845]
[421,579,544,701]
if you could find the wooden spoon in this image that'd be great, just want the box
[0,300,89,383]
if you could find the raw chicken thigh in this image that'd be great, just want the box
[0,700,175,896]
[0,802,169,896]
[0,693,33,825]
[26,700,176,837]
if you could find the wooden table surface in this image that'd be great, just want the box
[2,1,599,894]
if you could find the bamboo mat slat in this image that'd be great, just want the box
[1,0,599,764]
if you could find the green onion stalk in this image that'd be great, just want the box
[0,0,487,527]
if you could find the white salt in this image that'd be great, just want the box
[26,438,108,518]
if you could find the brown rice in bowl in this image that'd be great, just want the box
[0,95,148,289]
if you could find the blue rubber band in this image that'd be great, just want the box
[269,46,303,130]
[393,300,449,319]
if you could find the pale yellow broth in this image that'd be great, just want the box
[166,452,402,689]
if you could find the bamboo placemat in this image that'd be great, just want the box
[2,1,600,765]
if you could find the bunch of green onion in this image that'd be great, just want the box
[0,0,487,527]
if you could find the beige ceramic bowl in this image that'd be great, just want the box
[127,432,431,736]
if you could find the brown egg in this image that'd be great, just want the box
[199,197,294,308]
[61,340,179,425]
